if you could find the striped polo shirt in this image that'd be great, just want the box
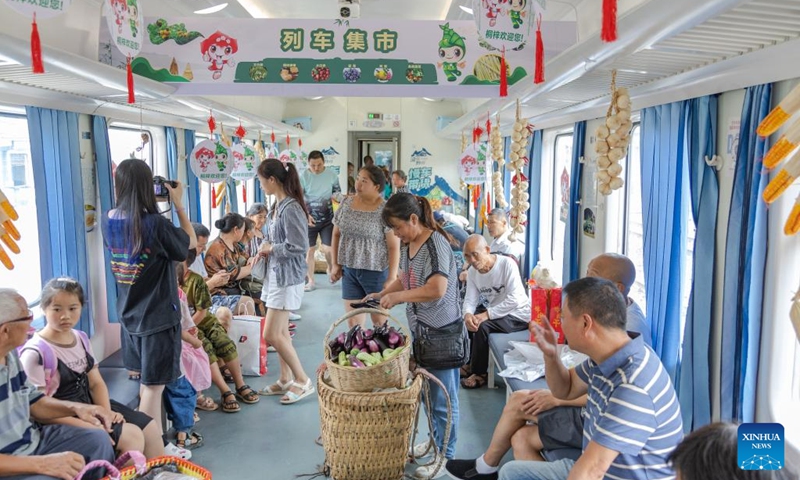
[0,350,44,455]
[576,334,683,480]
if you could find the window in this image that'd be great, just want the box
[0,114,41,302]
[622,125,647,312]
[551,133,573,276]
[107,127,153,168]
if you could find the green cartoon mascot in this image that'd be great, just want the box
[127,0,140,38]
[509,0,527,29]
[438,23,467,82]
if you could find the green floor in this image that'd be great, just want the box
[189,274,510,479]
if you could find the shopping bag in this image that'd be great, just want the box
[181,341,212,392]
[229,313,268,377]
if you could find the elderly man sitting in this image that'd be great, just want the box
[0,289,115,480]
[460,235,531,389]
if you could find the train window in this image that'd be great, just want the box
[108,126,153,168]
[622,125,647,311]
[551,133,573,277]
[0,114,42,301]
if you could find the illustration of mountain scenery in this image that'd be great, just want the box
[411,148,432,157]
[321,147,340,156]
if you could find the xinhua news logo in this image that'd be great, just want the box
[738,423,784,471]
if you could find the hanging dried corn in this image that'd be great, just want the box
[508,100,531,241]
[757,83,800,137]
[763,149,800,205]
[595,70,632,196]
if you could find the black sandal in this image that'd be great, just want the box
[176,431,204,450]
[220,366,234,384]
[236,384,260,404]
[221,391,241,413]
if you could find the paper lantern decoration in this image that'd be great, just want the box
[5,0,73,73]
[459,143,490,185]
[102,0,144,103]
[190,139,233,183]
[230,144,257,182]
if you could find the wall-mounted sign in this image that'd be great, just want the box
[408,167,433,193]
[99,17,575,97]
[282,116,312,131]
[410,147,432,167]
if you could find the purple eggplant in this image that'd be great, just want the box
[348,354,365,368]
[344,325,361,351]
[367,339,380,353]
[337,332,346,345]
[363,329,374,340]
[387,330,402,348]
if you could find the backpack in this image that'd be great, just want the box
[19,330,91,396]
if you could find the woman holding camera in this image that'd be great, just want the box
[366,193,463,478]
[203,213,257,316]
[102,159,196,437]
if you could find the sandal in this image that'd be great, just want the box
[459,365,471,379]
[128,371,141,381]
[195,395,218,412]
[220,366,234,384]
[461,373,488,389]
[235,384,260,404]
[176,431,204,450]
[280,378,315,405]
[193,412,200,423]
[220,391,241,413]
[258,379,293,396]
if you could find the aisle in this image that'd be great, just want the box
[190,274,509,479]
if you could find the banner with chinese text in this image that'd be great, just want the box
[100,17,575,97]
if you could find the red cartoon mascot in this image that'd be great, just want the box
[110,0,128,34]
[200,31,238,80]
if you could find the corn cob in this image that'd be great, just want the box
[0,244,12,269]
[758,82,800,137]
[763,118,800,170]
[763,149,800,204]
[0,224,19,254]
[785,193,800,235]
[0,189,18,221]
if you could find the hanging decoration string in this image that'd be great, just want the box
[601,0,618,42]
[31,12,44,74]
[534,13,545,84]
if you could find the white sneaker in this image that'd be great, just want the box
[288,312,302,321]
[409,440,434,459]
[412,454,446,479]
[165,442,192,460]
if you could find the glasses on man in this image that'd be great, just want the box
[6,311,34,323]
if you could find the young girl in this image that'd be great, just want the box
[256,159,314,405]
[367,193,463,479]
[19,278,166,459]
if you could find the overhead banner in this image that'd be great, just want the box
[99,17,575,97]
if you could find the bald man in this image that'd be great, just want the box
[586,253,650,345]
[460,235,531,389]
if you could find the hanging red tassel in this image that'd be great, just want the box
[211,188,217,208]
[31,13,44,74]
[601,0,618,42]
[486,114,492,138]
[207,111,216,135]
[499,47,508,97]
[242,183,247,203]
[126,56,135,104]
[534,15,545,84]
[286,133,290,147]
[271,129,276,143]
[298,138,303,150]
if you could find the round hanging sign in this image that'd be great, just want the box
[103,0,144,57]
[472,0,536,51]
[264,142,279,160]
[190,139,233,183]
[230,143,258,182]
[278,149,307,175]
[5,0,72,19]
[459,143,490,185]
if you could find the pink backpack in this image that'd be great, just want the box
[20,331,91,396]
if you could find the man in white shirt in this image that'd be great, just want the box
[487,208,525,265]
[461,235,531,389]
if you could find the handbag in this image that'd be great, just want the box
[413,319,470,369]
[228,303,268,376]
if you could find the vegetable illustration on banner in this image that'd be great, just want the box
[5,0,73,73]
[230,144,257,181]
[103,0,143,102]
[459,143,490,185]
[190,139,233,182]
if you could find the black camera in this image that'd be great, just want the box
[153,176,178,199]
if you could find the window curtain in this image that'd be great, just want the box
[27,107,92,334]
[524,129,543,278]
[640,102,688,382]
[678,95,719,431]
[91,115,119,325]
[184,129,200,223]
[253,141,265,205]
[720,84,772,423]
[562,121,585,285]
[165,127,179,226]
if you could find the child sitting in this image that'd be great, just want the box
[181,248,260,413]
[18,278,178,459]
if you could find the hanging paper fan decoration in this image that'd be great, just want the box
[190,139,233,183]
[458,143,490,185]
[5,0,73,73]
[102,0,144,103]
[230,143,257,182]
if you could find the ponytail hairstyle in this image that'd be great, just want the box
[257,159,308,215]
[175,261,186,287]
[41,277,85,309]
[214,212,245,233]
[382,193,453,243]
[113,159,160,256]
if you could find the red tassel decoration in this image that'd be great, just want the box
[601,0,618,42]
[486,115,492,137]
[534,15,545,84]
[234,123,246,139]
[286,133,290,147]
[242,184,247,203]
[298,138,303,150]
[126,57,135,104]
[271,129,276,143]
[499,47,508,97]
[207,111,216,135]
[211,188,217,208]
[31,13,44,74]
[473,125,484,144]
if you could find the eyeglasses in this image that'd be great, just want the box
[6,311,34,324]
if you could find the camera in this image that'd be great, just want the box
[153,176,178,199]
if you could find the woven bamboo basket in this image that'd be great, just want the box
[324,307,411,392]
[318,371,422,480]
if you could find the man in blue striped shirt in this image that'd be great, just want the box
[500,277,683,480]
[0,289,115,480]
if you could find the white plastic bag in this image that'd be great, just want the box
[229,304,267,376]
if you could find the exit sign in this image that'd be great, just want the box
[367,113,383,120]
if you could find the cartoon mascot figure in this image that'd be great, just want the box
[201,31,238,80]
[195,146,214,172]
[509,0,527,29]
[110,0,128,34]
[483,0,507,27]
[437,23,467,83]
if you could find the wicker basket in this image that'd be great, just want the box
[324,307,411,392]
[318,371,422,480]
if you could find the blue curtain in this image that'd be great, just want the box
[165,127,179,225]
[184,129,200,223]
[720,84,771,423]
[678,95,719,431]
[253,141,266,205]
[562,121,585,285]
[27,107,92,334]
[91,115,119,325]
[640,102,688,382]
[524,130,543,279]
